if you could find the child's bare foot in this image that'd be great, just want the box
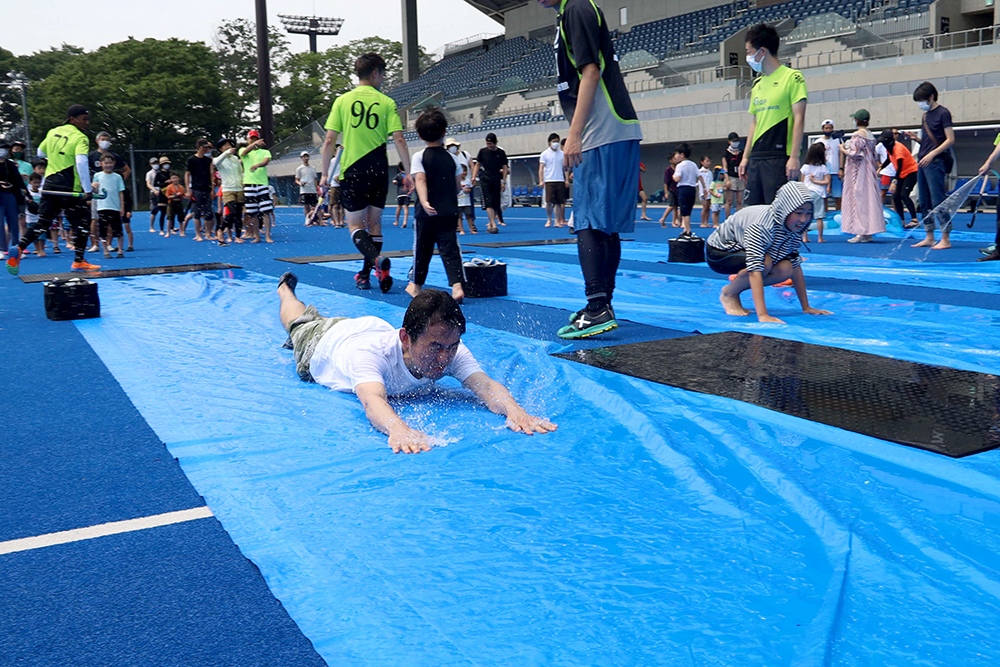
[179,232,186,237]
[250,238,261,244]
[401,223,407,228]
[660,220,667,227]
[265,236,274,243]
[672,220,681,228]
[194,235,203,241]
[911,238,935,247]
[405,282,421,298]
[544,222,551,227]
[931,240,951,249]
[451,283,465,304]
[720,291,751,316]
[816,237,825,243]
[641,216,652,221]
[36,250,46,257]
[393,222,398,226]
[700,223,709,228]
[234,237,244,244]
[459,230,465,235]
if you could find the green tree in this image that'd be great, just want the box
[28,38,235,151]
[16,44,85,81]
[213,18,289,135]
[0,48,22,140]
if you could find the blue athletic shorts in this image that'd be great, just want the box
[571,139,640,235]
[829,174,843,198]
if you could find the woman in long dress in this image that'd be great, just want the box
[839,110,885,243]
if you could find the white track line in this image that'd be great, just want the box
[0,506,214,556]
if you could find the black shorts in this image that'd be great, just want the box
[545,181,568,205]
[339,169,389,213]
[190,189,214,219]
[666,190,677,207]
[481,178,502,210]
[706,245,747,275]
[38,194,90,231]
[745,155,789,206]
[300,192,318,207]
[98,210,124,238]
[677,185,697,217]
[396,194,411,207]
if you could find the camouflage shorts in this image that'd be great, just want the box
[287,305,346,382]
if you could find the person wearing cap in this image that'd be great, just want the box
[445,138,476,232]
[7,105,101,275]
[814,119,844,214]
[240,130,273,243]
[145,156,160,233]
[89,131,133,252]
[152,156,173,235]
[838,109,884,243]
[186,138,215,241]
[295,151,319,225]
[213,137,244,244]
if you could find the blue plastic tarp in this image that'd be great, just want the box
[75,271,1000,666]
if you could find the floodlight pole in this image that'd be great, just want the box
[256,0,275,146]
[401,0,420,82]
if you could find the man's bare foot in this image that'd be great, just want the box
[544,222,551,227]
[700,223,709,228]
[816,238,826,243]
[179,232,187,237]
[265,237,274,243]
[36,251,46,257]
[640,216,652,221]
[393,222,398,226]
[405,282,421,298]
[911,238,935,247]
[250,238,260,244]
[451,283,465,304]
[194,236,203,241]
[149,227,155,233]
[234,237,244,244]
[660,220,667,227]
[720,291,751,316]
[459,230,465,235]
[931,240,951,249]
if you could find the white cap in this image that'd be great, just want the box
[445,137,460,147]
[300,151,310,157]
[821,119,834,127]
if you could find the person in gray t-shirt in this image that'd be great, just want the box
[295,152,320,224]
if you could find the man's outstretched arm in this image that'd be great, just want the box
[355,382,433,454]
[462,372,557,435]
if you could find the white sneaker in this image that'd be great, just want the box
[87,244,100,252]
[847,235,861,243]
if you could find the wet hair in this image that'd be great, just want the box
[415,107,448,142]
[485,133,498,144]
[747,23,780,57]
[728,132,740,141]
[403,289,466,342]
[913,81,938,103]
[806,142,827,166]
[547,132,560,143]
[397,162,404,171]
[674,142,692,158]
[355,52,386,79]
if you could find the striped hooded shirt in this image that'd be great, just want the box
[707,181,812,273]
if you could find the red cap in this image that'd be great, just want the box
[247,130,260,139]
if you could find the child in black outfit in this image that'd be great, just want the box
[405,107,466,303]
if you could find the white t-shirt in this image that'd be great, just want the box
[697,166,712,199]
[94,171,125,212]
[145,167,157,191]
[26,184,41,224]
[674,160,699,188]
[309,316,483,396]
[538,148,565,182]
[800,164,830,197]
[817,137,842,175]
[296,164,318,194]
[458,177,472,207]
[213,153,243,193]
[875,143,895,177]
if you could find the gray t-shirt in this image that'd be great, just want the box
[296,164,318,194]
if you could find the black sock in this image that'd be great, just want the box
[351,229,380,275]
[372,235,383,259]
[585,295,608,313]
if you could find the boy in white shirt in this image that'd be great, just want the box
[457,164,476,235]
[672,143,700,237]
[538,132,568,227]
[92,154,126,258]
[697,155,713,228]
[275,274,557,454]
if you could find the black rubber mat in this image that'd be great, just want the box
[463,238,635,249]
[19,263,241,284]
[277,250,471,264]
[554,332,1000,458]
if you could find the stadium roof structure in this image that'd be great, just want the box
[463,0,527,24]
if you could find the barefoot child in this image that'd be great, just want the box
[799,142,830,243]
[706,181,833,324]
[697,155,713,228]
[672,143,699,237]
[405,107,466,304]
[92,154,126,258]
[709,168,726,228]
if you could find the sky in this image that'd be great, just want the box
[2,0,502,57]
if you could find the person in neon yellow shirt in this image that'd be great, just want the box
[7,104,100,275]
[320,52,413,292]
[738,24,808,207]
[240,130,273,243]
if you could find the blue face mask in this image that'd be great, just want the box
[746,48,764,73]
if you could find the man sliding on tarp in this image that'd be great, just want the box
[275,273,557,454]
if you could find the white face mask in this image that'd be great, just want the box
[98,140,111,150]
[918,101,932,112]
[551,142,560,150]
[162,164,171,170]
[729,141,740,149]
[746,48,764,73]
[448,146,458,155]
[151,164,159,171]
